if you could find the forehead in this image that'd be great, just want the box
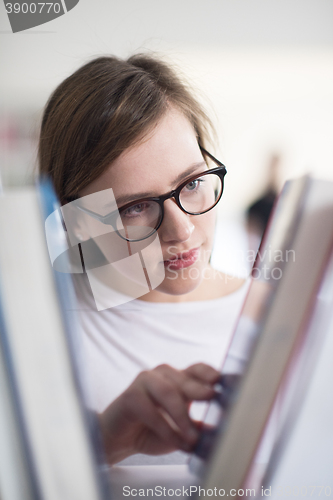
[81,107,204,202]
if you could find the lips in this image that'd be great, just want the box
[164,248,200,270]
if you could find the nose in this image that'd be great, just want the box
[159,198,195,243]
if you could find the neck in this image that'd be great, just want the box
[138,265,246,303]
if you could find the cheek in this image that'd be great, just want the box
[196,211,217,246]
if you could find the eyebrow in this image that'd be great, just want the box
[111,161,207,208]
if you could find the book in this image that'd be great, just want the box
[261,247,333,494]
[193,175,333,494]
[0,182,109,500]
[0,305,37,500]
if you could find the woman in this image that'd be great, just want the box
[38,54,248,465]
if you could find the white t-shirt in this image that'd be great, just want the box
[73,273,250,413]
[71,273,250,464]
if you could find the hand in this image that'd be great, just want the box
[97,363,220,464]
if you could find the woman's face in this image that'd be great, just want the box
[79,107,218,301]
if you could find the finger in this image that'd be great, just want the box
[177,377,217,401]
[140,371,199,444]
[152,364,218,404]
[184,363,220,383]
[123,382,193,449]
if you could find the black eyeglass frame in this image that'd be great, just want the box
[76,147,227,242]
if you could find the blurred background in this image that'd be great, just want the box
[1,0,333,275]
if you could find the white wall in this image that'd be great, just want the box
[1,0,333,210]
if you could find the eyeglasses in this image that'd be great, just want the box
[77,147,227,242]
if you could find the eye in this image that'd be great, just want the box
[183,178,204,192]
[121,202,151,218]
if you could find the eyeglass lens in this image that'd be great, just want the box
[116,201,161,241]
[179,172,222,214]
[115,172,223,241]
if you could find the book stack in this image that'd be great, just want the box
[193,176,333,495]
[0,182,109,500]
